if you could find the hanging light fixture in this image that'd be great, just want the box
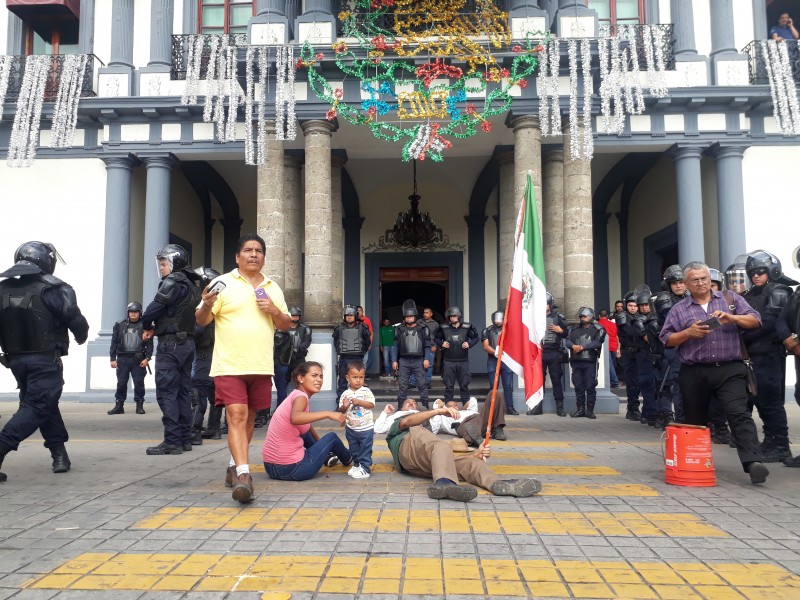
[383,160,444,249]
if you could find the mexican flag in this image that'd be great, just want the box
[501,173,547,409]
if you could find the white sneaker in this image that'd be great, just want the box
[347,465,358,476]
[351,466,371,479]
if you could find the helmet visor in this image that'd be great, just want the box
[724,270,751,293]
[156,256,174,278]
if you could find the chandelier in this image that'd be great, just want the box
[383,160,444,249]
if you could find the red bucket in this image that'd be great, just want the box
[662,424,716,487]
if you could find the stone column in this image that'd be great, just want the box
[670,145,706,265]
[99,155,137,338]
[512,115,543,226]
[331,153,345,310]
[149,0,173,67]
[542,148,565,308]
[671,0,698,57]
[302,120,336,326]
[562,123,594,319]
[99,0,135,95]
[283,155,304,309]
[709,0,747,85]
[496,151,515,307]
[141,155,175,305]
[257,123,286,286]
[78,0,95,55]
[709,145,748,269]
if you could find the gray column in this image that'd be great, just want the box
[257,123,286,286]
[302,120,336,326]
[255,0,286,16]
[542,149,565,309]
[109,0,135,67]
[555,0,597,37]
[141,155,175,304]
[343,217,364,312]
[709,0,746,84]
[512,115,543,226]
[466,215,488,322]
[6,11,23,55]
[709,145,747,270]
[671,0,698,57]
[78,0,95,55]
[149,0,173,67]
[496,151,515,306]
[752,0,767,39]
[670,146,706,265]
[563,122,594,319]
[99,155,137,337]
[331,154,345,310]
[283,155,304,309]
[303,0,334,15]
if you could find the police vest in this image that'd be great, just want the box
[195,321,215,352]
[0,276,69,355]
[117,320,145,354]
[337,325,365,355]
[744,283,788,355]
[275,329,293,365]
[644,315,665,356]
[619,314,643,350]
[290,325,310,353]
[397,323,425,357]
[154,272,201,337]
[485,325,502,349]
[789,290,800,336]
[542,314,564,348]
[441,324,471,361]
[422,319,440,342]
[568,325,603,362]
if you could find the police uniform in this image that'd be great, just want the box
[191,320,215,443]
[420,317,440,384]
[436,314,479,404]
[653,288,687,424]
[109,310,152,414]
[482,319,515,413]
[615,304,643,420]
[777,274,800,467]
[274,320,312,405]
[0,242,89,482]
[333,320,371,397]
[395,319,431,408]
[541,308,568,416]
[637,303,674,428]
[567,317,606,418]
[141,246,201,455]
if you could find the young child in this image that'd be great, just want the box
[338,362,376,479]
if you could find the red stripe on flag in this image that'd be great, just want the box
[503,286,544,401]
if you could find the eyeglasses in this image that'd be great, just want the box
[687,276,709,284]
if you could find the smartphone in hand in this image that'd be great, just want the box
[699,316,722,330]
[255,287,269,300]
[208,280,226,295]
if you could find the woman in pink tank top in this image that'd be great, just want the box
[263,361,353,481]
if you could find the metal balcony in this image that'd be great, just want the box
[742,39,800,85]
[3,54,97,101]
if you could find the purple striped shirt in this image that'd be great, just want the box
[659,290,761,365]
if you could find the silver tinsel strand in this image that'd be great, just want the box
[580,38,593,160]
[8,55,49,167]
[244,46,257,165]
[538,39,561,138]
[762,40,800,135]
[567,39,579,161]
[50,54,87,148]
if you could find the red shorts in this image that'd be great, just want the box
[214,375,272,410]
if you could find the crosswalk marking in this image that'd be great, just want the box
[27,554,800,597]
[133,508,727,537]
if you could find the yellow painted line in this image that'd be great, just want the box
[133,508,727,537]
[370,450,592,460]
[26,555,800,597]
[242,463,620,476]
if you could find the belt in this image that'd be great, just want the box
[690,360,737,368]
[158,333,193,343]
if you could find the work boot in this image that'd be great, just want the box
[761,435,792,463]
[232,473,254,504]
[427,480,478,502]
[135,401,145,415]
[0,444,9,483]
[555,401,566,417]
[491,478,542,497]
[585,404,596,419]
[783,455,800,468]
[50,444,71,473]
[526,402,543,416]
[146,442,182,455]
[225,466,236,487]
[505,406,519,415]
[748,462,769,484]
[192,429,203,446]
[253,409,269,429]
[203,405,223,439]
[491,427,507,441]
[625,409,641,421]
[107,401,124,415]
[710,424,732,446]
[570,406,586,418]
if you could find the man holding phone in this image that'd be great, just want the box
[770,13,799,42]
[660,262,768,485]
[196,234,291,504]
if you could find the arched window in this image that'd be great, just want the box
[199,0,255,35]
[588,0,646,26]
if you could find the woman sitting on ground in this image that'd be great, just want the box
[263,361,353,481]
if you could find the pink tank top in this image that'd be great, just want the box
[262,389,311,465]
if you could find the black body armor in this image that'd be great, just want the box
[0,276,69,355]
[336,325,365,355]
[485,324,502,348]
[195,321,215,352]
[440,323,474,361]
[568,325,605,362]
[153,272,201,337]
[275,329,293,365]
[397,323,426,357]
[542,313,566,348]
[117,320,146,354]
[745,282,792,354]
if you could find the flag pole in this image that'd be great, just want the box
[483,172,531,449]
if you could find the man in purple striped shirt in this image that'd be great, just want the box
[660,262,769,485]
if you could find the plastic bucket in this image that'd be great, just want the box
[662,424,716,487]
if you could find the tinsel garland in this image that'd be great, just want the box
[50,54,88,148]
[244,46,259,165]
[537,38,561,137]
[8,55,49,167]
[580,38,593,160]
[762,40,800,135]
[0,55,12,123]
[567,39,579,160]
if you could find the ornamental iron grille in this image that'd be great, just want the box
[742,39,800,86]
[3,54,96,101]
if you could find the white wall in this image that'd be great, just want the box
[700,157,720,269]
[173,0,185,36]
[693,0,712,58]
[733,0,756,51]
[94,0,113,65]
[0,159,108,393]
[133,0,151,69]
[0,7,9,55]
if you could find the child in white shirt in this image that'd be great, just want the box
[338,362,376,478]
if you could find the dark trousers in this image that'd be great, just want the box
[652,356,675,416]
[115,355,146,402]
[275,363,291,406]
[749,352,789,439]
[571,361,598,409]
[345,427,374,473]
[542,349,564,403]
[664,347,684,422]
[264,431,352,481]
[443,360,471,403]
[337,356,362,397]
[678,361,762,470]
[487,356,514,408]
[621,349,640,411]
[0,355,67,452]
[191,350,213,430]
[397,357,429,407]
[795,356,800,407]
[155,338,195,447]
[636,352,658,420]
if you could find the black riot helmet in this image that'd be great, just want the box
[14,241,58,275]
[289,307,302,317]
[156,244,189,276]
[126,302,142,313]
[343,305,358,318]
[578,307,595,320]
[192,266,221,285]
[636,292,651,306]
[491,311,504,326]
[402,299,418,318]
[623,290,637,304]
[794,245,800,270]
[662,264,684,284]
[546,292,557,308]
[746,250,782,282]
[446,306,462,319]
[709,268,723,288]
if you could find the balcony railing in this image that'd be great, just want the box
[3,54,97,101]
[742,39,800,85]
[605,24,675,71]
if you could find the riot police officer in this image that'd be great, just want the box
[482,311,516,414]
[709,268,724,292]
[636,293,674,428]
[436,306,479,405]
[743,250,796,463]
[0,241,89,482]
[632,292,660,426]
[615,291,643,421]
[724,255,751,296]
[529,293,568,416]
[393,299,431,408]
[189,267,219,444]
[273,307,312,406]
[141,244,201,456]
[652,265,689,424]
[108,302,152,415]
[777,244,800,467]
[333,305,371,397]
[567,307,606,418]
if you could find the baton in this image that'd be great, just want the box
[657,361,671,396]
[146,364,152,375]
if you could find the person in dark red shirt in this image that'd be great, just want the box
[597,310,620,388]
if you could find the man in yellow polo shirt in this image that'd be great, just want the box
[196,234,291,504]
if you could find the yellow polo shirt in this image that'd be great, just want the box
[209,269,289,377]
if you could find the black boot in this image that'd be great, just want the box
[219,408,228,435]
[556,401,566,417]
[192,429,203,445]
[107,401,124,415]
[50,444,71,473]
[585,403,596,419]
[625,408,641,421]
[526,402,543,416]
[570,405,586,418]
[0,444,8,483]
[710,423,732,446]
[203,405,223,439]
[761,435,792,463]
[253,409,270,429]
[135,401,145,415]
